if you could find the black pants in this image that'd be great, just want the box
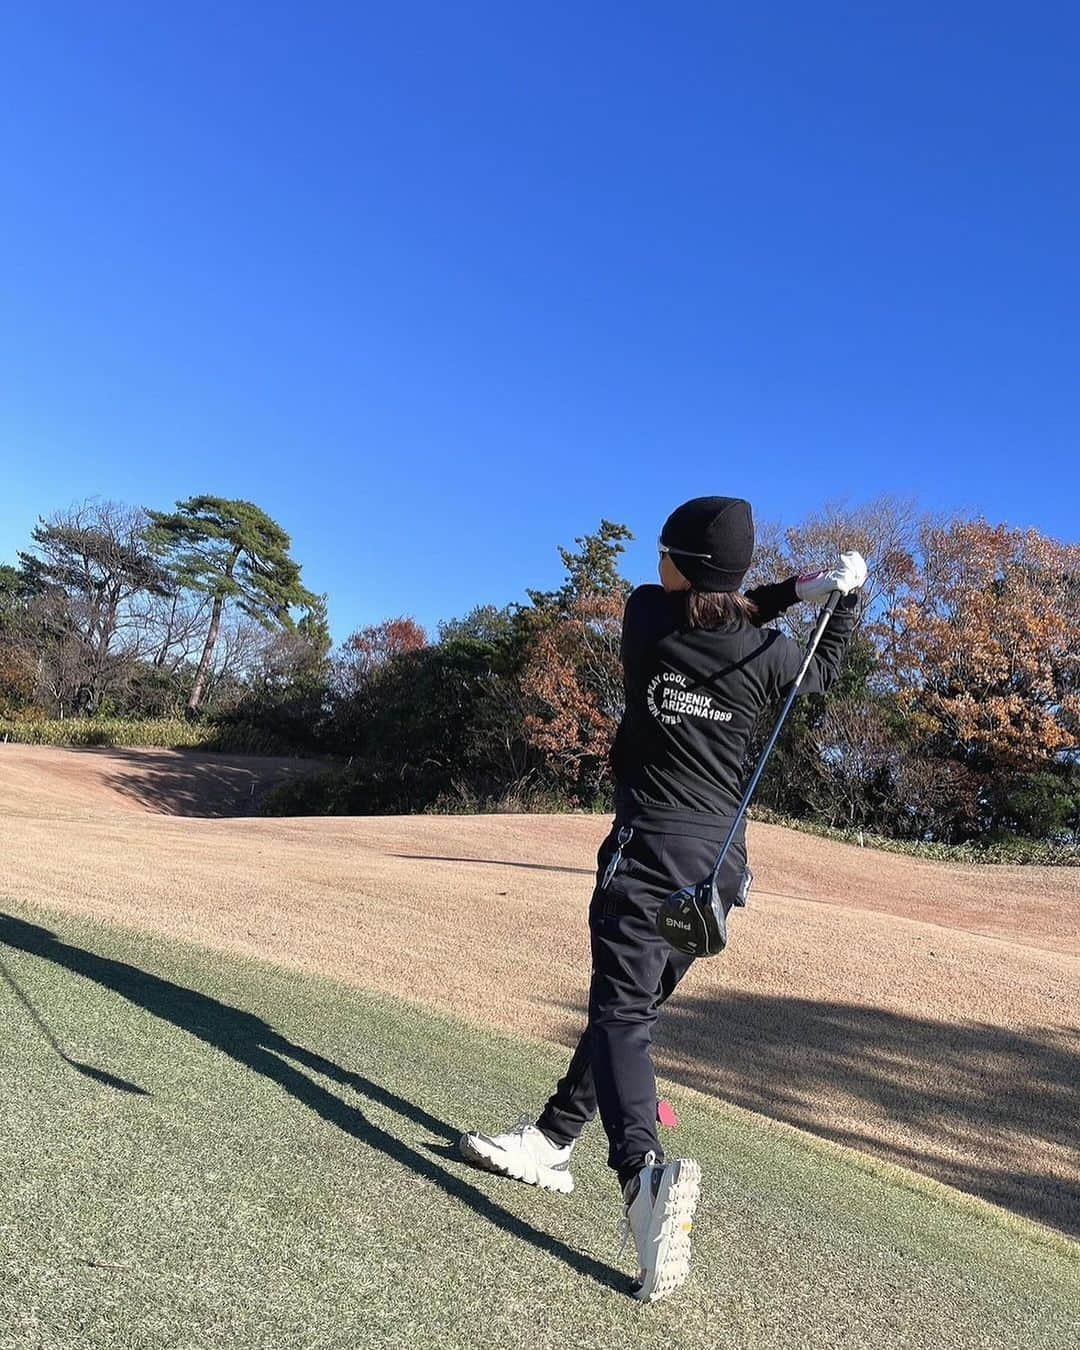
[536,811,746,1185]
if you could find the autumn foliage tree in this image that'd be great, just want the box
[320,507,1075,837]
[519,589,626,803]
[5,489,1077,850]
[518,523,631,804]
[333,616,428,696]
[892,521,1080,768]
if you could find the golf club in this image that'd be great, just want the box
[0,957,149,1095]
[656,589,844,957]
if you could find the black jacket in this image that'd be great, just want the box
[610,578,858,818]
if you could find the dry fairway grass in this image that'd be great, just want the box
[2,743,1078,1238]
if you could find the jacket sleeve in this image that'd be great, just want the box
[768,591,861,698]
[620,585,668,688]
[746,576,799,626]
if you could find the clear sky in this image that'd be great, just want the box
[3,2,1077,640]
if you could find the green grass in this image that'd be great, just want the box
[0,904,1075,1350]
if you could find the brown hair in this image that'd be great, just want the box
[684,589,758,631]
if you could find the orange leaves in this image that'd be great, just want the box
[518,591,624,800]
[892,520,1080,768]
[334,616,428,695]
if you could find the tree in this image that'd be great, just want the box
[248,593,333,697]
[892,520,1080,769]
[526,520,633,613]
[206,594,334,751]
[745,495,921,650]
[146,497,317,717]
[993,769,1080,842]
[17,501,172,714]
[514,521,635,802]
[519,589,625,803]
[0,564,31,628]
[142,590,213,673]
[319,635,525,811]
[437,604,518,646]
[0,565,36,711]
[333,616,428,699]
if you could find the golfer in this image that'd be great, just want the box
[461,496,866,1301]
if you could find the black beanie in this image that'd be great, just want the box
[660,496,754,592]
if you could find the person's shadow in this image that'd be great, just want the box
[0,911,623,1292]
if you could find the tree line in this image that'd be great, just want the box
[1,496,327,727]
[2,495,1077,847]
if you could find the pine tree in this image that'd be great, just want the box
[146,496,317,717]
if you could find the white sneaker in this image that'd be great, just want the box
[619,1152,701,1302]
[458,1116,575,1194]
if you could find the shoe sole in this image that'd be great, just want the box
[458,1133,575,1195]
[633,1157,701,1303]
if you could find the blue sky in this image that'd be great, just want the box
[3,2,1077,640]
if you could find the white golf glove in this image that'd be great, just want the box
[795,549,868,603]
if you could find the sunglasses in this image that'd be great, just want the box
[658,536,713,562]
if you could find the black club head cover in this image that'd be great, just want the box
[655,875,728,957]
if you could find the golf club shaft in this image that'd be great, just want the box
[708,589,843,882]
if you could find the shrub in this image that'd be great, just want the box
[749,805,1079,866]
[0,716,306,756]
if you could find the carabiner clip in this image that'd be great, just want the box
[600,826,634,890]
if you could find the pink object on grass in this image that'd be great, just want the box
[656,1098,679,1129]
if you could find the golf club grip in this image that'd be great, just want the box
[708,589,843,882]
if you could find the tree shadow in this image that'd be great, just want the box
[647,988,1080,1237]
[391,854,592,877]
[0,912,624,1291]
[61,745,322,817]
